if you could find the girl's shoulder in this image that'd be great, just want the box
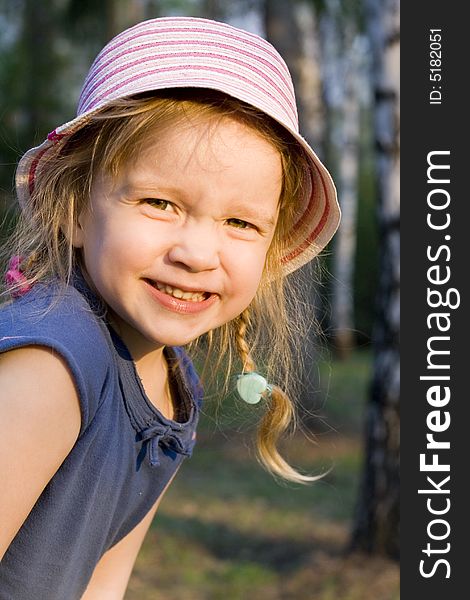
[0,279,109,354]
[0,281,111,435]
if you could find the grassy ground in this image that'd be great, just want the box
[126,351,399,599]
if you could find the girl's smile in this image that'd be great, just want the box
[143,278,218,313]
[73,115,282,362]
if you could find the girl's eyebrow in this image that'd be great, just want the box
[119,181,190,201]
[226,203,278,227]
[121,179,183,195]
[122,181,278,226]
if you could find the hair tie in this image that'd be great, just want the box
[237,372,272,404]
[4,256,31,297]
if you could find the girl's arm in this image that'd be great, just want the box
[0,346,81,560]
[81,475,176,600]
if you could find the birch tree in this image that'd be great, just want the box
[264,0,326,410]
[320,0,367,358]
[264,0,324,151]
[350,0,400,558]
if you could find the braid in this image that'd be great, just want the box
[235,310,322,484]
[235,310,256,372]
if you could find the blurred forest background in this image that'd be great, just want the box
[0,0,399,598]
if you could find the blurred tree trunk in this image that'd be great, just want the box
[264,0,324,151]
[350,0,400,559]
[66,0,145,47]
[264,0,325,412]
[141,1,161,19]
[22,0,60,146]
[104,0,146,39]
[321,0,363,359]
[201,0,225,20]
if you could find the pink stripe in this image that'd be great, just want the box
[85,63,296,127]
[80,53,295,123]
[28,146,50,195]
[80,39,292,111]
[281,169,331,263]
[47,129,67,142]
[93,25,290,80]
[102,18,271,52]
[146,17,273,46]
[28,130,76,195]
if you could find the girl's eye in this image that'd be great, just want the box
[144,198,172,210]
[226,218,254,230]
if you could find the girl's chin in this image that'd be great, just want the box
[110,304,249,351]
[140,325,210,349]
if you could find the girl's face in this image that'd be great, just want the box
[74,116,282,359]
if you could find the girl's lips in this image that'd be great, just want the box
[143,279,218,314]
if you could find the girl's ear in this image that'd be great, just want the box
[62,210,85,249]
[71,215,85,249]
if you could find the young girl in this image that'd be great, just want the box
[0,17,340,599]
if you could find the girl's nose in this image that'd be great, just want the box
[167,222,221,273]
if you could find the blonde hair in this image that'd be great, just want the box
[2,90,322,483]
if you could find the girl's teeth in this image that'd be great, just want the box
[155,282,206,302]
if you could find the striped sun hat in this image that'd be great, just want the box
[15,16,340,275]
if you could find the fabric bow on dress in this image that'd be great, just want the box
[136,421,195,467]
